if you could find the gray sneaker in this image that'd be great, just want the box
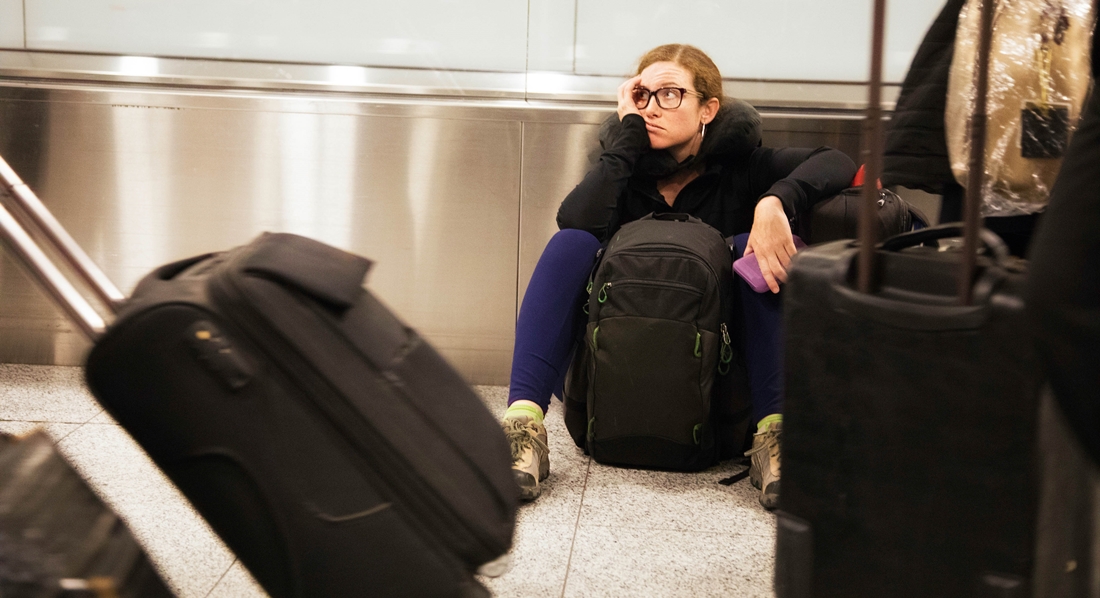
[501,416,549,501]
[745,422,781,510]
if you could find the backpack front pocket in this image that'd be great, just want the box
[586,316,714,460]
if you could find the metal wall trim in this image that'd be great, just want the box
[0,50,900,112]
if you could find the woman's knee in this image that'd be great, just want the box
[548,229,601,252]
[538,229,602,267]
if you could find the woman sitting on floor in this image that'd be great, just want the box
[503,43,856,509]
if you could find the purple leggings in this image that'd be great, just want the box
[508,229,784,425]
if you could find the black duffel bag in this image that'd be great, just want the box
[797,167,930,244]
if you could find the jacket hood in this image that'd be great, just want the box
[598,97,763,179]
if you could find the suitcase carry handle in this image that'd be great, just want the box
[879,224,1011,267]
[829,281,993,331]
[241,232,372,309]
[830,240,1007,332]
[0,154,123,340]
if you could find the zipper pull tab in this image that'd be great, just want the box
[719,323,733,375]
[598,282,611,304]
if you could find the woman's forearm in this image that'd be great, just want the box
[556,114,650,238]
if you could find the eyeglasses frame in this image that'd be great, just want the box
[632,86,705,110]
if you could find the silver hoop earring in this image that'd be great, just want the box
[700,122,706,141]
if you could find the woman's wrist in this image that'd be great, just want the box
[755,195,786,217]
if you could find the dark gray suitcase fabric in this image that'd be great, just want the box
[84,233,517,598]
[0,431,174,598]
[777,227,1043,597]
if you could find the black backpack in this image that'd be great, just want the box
[562,213,750,471]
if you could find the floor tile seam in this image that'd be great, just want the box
[203,558,238,598]
[0,417,98,424]
[86,407,106,424]
[572,521,776,538]
[51,422,83,444]
[558,456,592,598]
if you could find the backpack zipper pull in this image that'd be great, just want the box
[597,282,611,304]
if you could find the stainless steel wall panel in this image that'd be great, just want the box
[517,121,601,308]
[0,90,522,384]
[0,78,869,385]
[0,50,899,111]
[759,115,863,163]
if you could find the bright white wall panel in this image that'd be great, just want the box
[24,0,529,72]
[574,0,943,82]
[528,0,576,72]
[0,0,23,48]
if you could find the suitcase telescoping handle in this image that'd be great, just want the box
[857,0,888,294]
[0,154,124,340]
[958,0,995,305]
[857,0,993,305]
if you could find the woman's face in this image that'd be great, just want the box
[634,61,717,161]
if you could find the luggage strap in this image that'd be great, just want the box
[242,233,372,310]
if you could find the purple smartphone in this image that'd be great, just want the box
[733,235,807,293]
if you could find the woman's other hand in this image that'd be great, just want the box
[745,196,797,294]
[617,76,643,121]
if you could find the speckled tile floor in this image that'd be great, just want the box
[0,363,777,598]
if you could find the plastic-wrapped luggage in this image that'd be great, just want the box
[946,0,1095,214]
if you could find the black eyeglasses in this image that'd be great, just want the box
[632,86,704,110]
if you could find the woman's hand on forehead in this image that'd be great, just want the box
[617,75,644,121]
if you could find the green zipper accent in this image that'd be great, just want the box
[694,332,702,357]
[719,323,733,375]
[597,282,610,304]
[693,424,703,445]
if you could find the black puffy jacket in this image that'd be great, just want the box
[881,0,967,194]
[557,99,856,242]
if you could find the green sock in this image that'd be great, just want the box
[505,402,545,425]
[756,414,782,433]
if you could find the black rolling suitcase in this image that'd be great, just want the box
[0,156,518,598]
[0,430,174,598]
[775,1,1043,596]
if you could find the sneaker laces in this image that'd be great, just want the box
[502,418,545,463]
[744,427,782,457]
